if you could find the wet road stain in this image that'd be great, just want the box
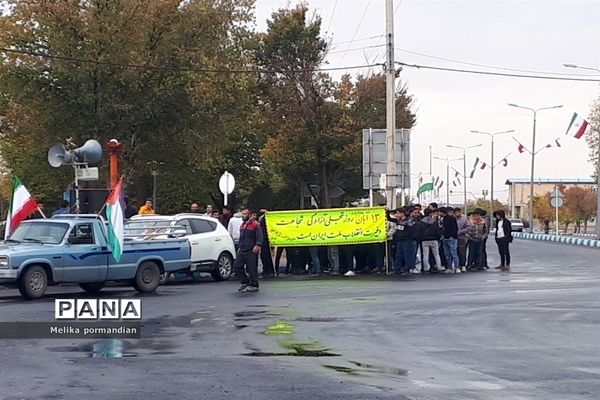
[324,361,408,377]
[295,317,340,322]
[349,360,408,376]
[265,320,295,335]
[244,340,339,357]
[234,310,268,318]
[324,365,359,375]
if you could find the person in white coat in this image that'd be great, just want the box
[228,207,245,250]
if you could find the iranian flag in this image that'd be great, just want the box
[565,112,588,139]
[5,177,39,239]
[105,179,125,262]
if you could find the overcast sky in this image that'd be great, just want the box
[255,0,600,202]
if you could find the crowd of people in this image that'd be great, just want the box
[253,203,514,277]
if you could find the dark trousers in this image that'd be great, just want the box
[458,237,468,267]
[496,237,511,266]
[234,250,259,287]
[394,240,417,272]
[275,247,290,274]
[467,240,483,269]
[260,245,275,276]
[482,238,489,267]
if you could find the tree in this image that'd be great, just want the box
[466,198,506,215]
[255,5,415,208]
[0,0,260,213]
[564,186,596,233]
[533,193,555,223]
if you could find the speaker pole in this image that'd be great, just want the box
[107,139,123,190]
[73,164,80,214]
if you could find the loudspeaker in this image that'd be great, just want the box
[48,139,103,167]
[70,189,110,214]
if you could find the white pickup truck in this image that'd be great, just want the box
[125,214,236,282]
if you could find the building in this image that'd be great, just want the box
[506,177,596,220]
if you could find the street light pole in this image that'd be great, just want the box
[508,103,563,232]
[564,63,600,239]
[471,129,514,222]
[434,156,463,205]
[446,144,483,210]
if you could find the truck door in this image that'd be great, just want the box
[62,222,109,282]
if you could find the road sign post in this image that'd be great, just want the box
[219,171,235,207]
[550,186,564,236]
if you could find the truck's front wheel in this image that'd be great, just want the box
[18,266,48,300]
[133,261,161,293]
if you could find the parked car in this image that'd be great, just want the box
[510,218,524,232]
[126,214,235,282]
[0,215,191,299]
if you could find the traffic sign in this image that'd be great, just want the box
[550,196,564,208]
[219,171,235,206]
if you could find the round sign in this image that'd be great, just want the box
[219,171,235,195]
[550,197,564,208]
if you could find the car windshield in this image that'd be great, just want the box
[9,221,69,244]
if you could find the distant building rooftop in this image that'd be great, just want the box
[505,177,595,185]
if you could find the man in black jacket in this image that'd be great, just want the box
[233,209,264,292]
[493,210,513,271]
[441,207,460,273]
[393,207,418,274]
[416,208,443,272]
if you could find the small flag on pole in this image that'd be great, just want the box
[518,143,526,153]
[565,112,588,139]
[480,162,487,170]
[4,177,40,239]
[501,158,508,167]
[105,179,125,262]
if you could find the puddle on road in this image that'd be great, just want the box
[91,339,137,358]
[244,342,340,357]
[295,317,340,322]
[324,365,359,375]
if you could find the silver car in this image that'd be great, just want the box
[509,218,524,232]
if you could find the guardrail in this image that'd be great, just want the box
[513,232,600,248]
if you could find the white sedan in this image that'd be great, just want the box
[126,214,236,282]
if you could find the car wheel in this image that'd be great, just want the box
[158,272,171,285]
[133,261,161,293]
[18,265,48,300]
[211,253,233,281]
[79,282,105,293]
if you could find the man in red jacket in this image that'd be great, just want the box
[234,208,264,292]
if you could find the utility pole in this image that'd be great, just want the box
[385,0,397,210]
[508,103,562,232]
[472,130,514,219]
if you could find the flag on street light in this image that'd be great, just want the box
[469,157,480,178]
[501,158,508,167]
[437,180,444,189]
[517,143,526,153]
[480,162,487,170]
[565,112,588,139]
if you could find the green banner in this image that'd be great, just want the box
[417,182,434,197]
[265,207,387,247]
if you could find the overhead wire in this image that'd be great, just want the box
[395,48,600,77]
[397,61,600,82]
[0,46,383,74]
[337,0,372,66]
[325,0,338,33]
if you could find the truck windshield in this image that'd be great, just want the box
[9,222,69,244]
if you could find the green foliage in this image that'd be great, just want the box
[0,1,415,213]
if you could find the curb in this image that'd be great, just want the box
[513,232,600,248]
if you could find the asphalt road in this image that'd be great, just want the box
[1,239,600,400]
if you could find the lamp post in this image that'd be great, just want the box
[508,103,563,232]
[434,156,463,205]
[446,144,483,210]
[564,63,600,239]
[471,130,514,219]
